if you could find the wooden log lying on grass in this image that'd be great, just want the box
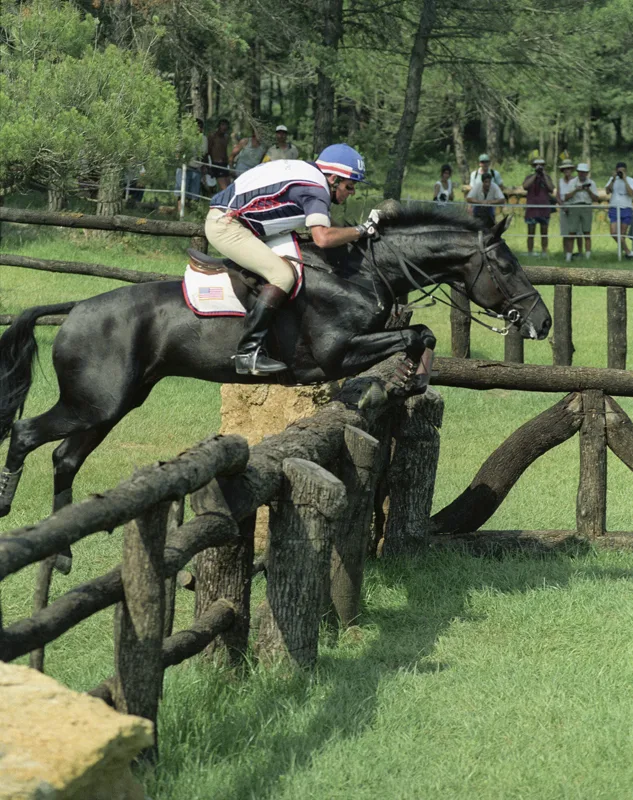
[0,254,173,284]
[430,393,583,534]
[0,509,239,662]
[0,206,204,238]
[0,433,248,581]
[432,357,633,396]
[429,529,633,554]
[88,600,235,706]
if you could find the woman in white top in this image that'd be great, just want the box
[606,161,633,258]
[556,160,579,261]
[433,164,454,205]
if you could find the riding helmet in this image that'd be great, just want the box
[316,144,366,182]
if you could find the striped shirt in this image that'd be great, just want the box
[210,160,331,237]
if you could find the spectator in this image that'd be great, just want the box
[466,172,505,225]
[207,118,231,190]
[433,164,454,205]
[469,153,504,190]
[562,163,599,261]
[556,159,578,258]
[230,131,266,176]
[605,161,633,259]
[522,157,554,257]
[174,118,207,215]
[265,125,299,161]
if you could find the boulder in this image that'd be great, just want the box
[0,662,153,800]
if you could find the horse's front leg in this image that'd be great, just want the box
[323,324,436,387]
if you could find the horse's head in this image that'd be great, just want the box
[462,216,551,340]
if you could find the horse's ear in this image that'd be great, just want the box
[491,214,513,239]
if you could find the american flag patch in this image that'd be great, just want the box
[199,286,224,301]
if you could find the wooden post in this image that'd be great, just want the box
[190,234,208,254]
[607,287,627,370]
[329,425,380,628]
[113,501,170,760]
[257,458,346,668]
[368,410,396,557]
[383,388,444,555]
[552,284,573,366]
[450,286,471,358]
[577,390,606,538]
[164,499,184,639]
[194,480,254,666]
[28,557,56,672]
[504,327,524,364]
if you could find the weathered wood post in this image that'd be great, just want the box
[329,425,380,628]
[577,390,606,538]
[607,287,627,370]
[257,458,346,668]
[383,388,444,555]
[552,284,573,366]
[504,327,524,364]
[163,499,184,639]
[450,286,471,358]
[29,557,56,672]
[113,500,171,760]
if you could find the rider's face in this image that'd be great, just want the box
[334,180,356,204]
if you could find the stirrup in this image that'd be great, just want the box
[234,348,287,376]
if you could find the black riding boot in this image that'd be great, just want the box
[234,284,289,375]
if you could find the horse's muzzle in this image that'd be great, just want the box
[519,312,551,340]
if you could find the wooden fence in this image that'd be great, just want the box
[0,355,444,758]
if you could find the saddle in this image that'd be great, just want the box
[187,248,260,292]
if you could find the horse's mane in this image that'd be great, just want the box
[379,202,487,233]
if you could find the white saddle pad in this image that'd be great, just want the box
[182,233,303,317]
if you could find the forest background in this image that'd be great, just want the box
[2,0,633,212]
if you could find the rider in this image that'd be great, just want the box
[205,143,379,376]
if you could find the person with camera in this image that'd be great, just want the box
[522,157,554,257]
[605,161,633,258]
[562,163,599,261]
[433,164,454,205]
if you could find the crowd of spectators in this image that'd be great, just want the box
[173,118,301,210]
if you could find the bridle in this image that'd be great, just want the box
[366,228,541,336]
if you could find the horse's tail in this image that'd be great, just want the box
[0,302,77,444]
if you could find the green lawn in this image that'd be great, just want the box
[2,201,633,799]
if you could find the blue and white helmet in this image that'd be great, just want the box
[316,144,366,183]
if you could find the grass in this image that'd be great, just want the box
[2,196,633,798]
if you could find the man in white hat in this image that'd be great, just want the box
[561,163,599,261]
[265,125,299,161]
[522,157,554,256]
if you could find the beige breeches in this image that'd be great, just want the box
[205,208,296,292]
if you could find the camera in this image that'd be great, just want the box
[438,193,447,202]
[536,165,544,173]
[583,182,591,189]
[617,170,624,179]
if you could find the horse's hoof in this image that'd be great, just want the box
[0,504,11,518]
[54,549,73,575]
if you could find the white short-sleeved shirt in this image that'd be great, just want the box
[566,177,597,205]
[470,168,503,187]
[467,182,505,203]
[606,176,633,209]
[558,177,575,206]
[434,179,453,204]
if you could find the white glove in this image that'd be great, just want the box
[356,210,381,239]
[367,208,382,225]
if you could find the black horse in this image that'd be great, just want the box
[0,207,550,542]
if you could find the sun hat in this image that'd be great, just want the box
[559,159,574,170]
[275,125,288,132]
[532,157,545,165]
[576,163,590,172]
[478,153,491,161]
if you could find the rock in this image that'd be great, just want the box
[0,662,153,800]
[219,382,341,550]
